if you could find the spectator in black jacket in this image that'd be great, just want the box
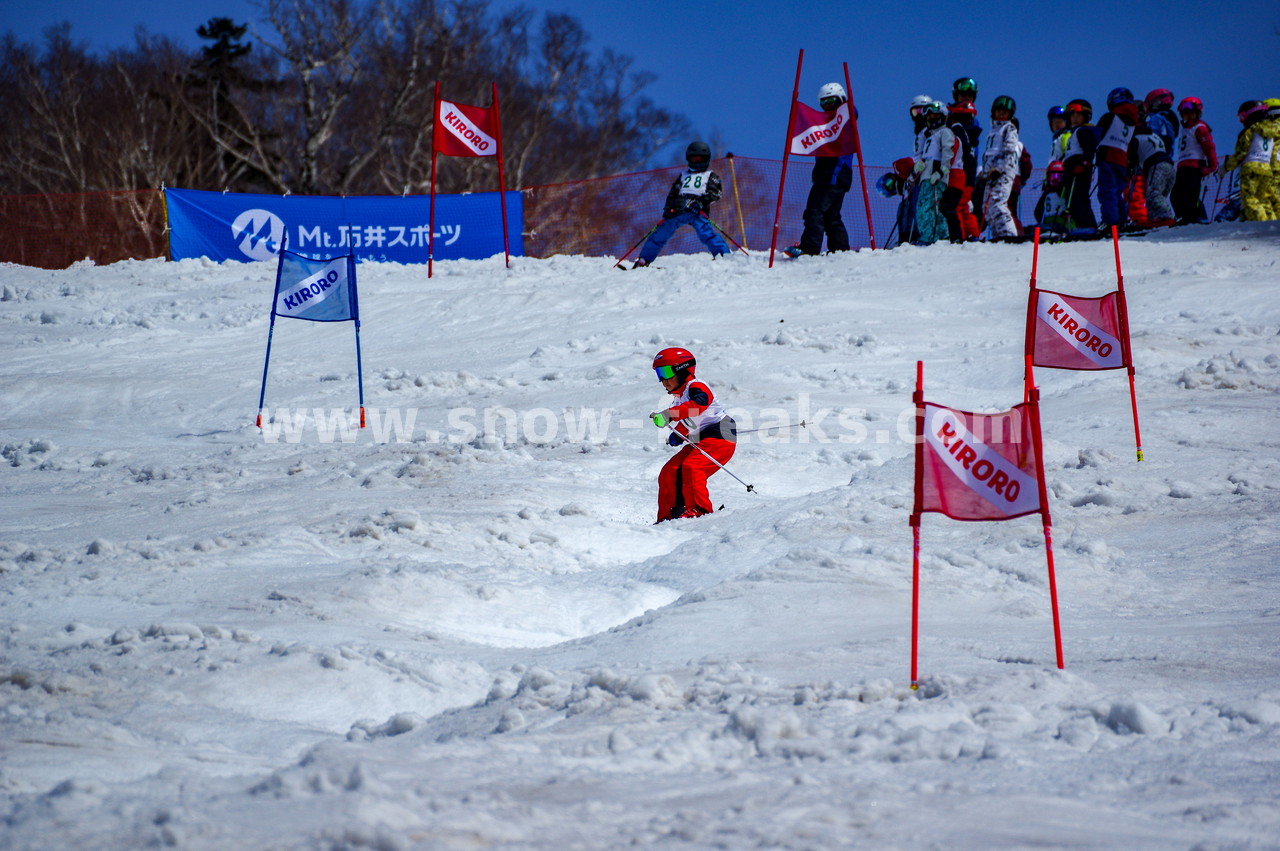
[785,82,855,256]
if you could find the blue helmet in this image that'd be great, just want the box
[1107,87,1135,109]
[875,172,902,198]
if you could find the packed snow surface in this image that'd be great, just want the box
[2,225,1279,849]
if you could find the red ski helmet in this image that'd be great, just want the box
[1045,160,1065,189]
[653,347,695,382]
[1178,96,1203,114]
[1144,88,1174,112]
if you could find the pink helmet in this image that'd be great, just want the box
[1238,101,1268,125]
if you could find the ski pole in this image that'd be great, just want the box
[614,220,663,268]
[666,425,755,493]
[706,215,751,257]
[1207,172,1224,223]
[885,216,906,249]
[733,420,807,436]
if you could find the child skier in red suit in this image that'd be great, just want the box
[649,347,736,523]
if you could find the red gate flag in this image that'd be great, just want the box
[917,401,1043,522]
[433,98,498,157]
[429,81,510,278]
[1023,226,1144,460]
[768,50,876,265]
[1027,288,1128,371]
[788,100,858,157]
[910,360,1064,686]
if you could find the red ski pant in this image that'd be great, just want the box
[656,438,736,522]
[958,185,979,239]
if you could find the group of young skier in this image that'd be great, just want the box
[887,80,1280,244]
[626,78,1279,268]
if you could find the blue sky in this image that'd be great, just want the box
[3,0,1276,173]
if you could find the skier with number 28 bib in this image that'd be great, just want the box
[649,348,737,523]
[632,142,730,268]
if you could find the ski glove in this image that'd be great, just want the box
[684,198,703,214]
[650,411,670,428]
[667,431,683,447]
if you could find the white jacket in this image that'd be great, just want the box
[981,120,1022,176]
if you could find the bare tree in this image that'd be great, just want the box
[0,27,98,193]
[0,0,690,196]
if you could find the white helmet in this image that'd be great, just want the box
[818,82,847,104]
[910,94,934,110]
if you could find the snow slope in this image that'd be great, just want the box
[2,224,1279,850]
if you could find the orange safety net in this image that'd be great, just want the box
[8,158,1057,268]
[0,190,168,269]
[522,155,901,259]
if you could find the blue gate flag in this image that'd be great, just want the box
[165,188,522,264]
[273,249,358,322]
[257,245,366,430]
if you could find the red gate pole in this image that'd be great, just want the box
[1111,226,1145,461]
[1023,227,1042,402]
[1030,225,1041,288]
[843,62,876,250]
[769,49,804,268]
[1026,357,1065,669]
[909,360,926,689]
[492,82,511,269]
[428,81,440,280]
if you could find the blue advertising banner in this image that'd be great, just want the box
[165,188,522,264]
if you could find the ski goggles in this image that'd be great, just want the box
[686,154,709,165]
[820,96,843,111]
[654,365,679,380]
[910,104,930,117]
